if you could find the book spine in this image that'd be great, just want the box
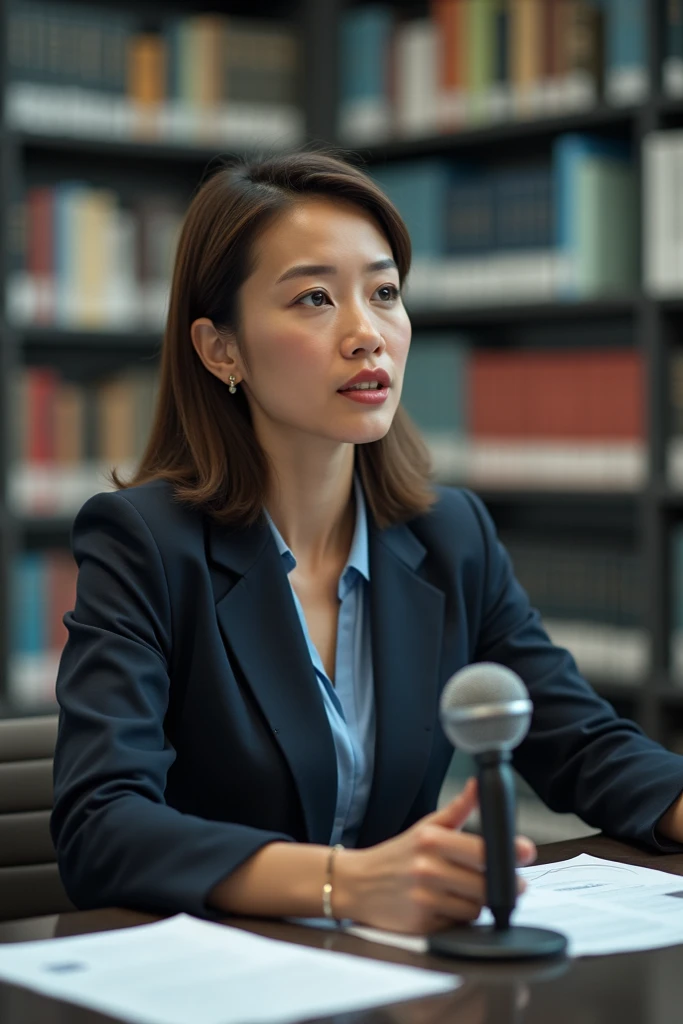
[605,0,648,105]
[664,0,683,97]
[338,6,393,142]
[432,0,463,130]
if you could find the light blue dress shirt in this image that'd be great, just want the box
[265,476,375,847]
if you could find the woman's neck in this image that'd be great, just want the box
[263,434,356,574]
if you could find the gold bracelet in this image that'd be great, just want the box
[322,843,344,922]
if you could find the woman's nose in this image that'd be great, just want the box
[340,318,386,357]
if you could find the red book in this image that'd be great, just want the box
[543,0,560,81]
[25,367,59,464]
[27,187,54,324]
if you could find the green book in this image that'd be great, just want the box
[467,0,496,122]
[576,156,638,296]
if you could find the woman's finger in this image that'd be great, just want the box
[422,890,483,924]
[429,778,478,831]
[416,858,488,904]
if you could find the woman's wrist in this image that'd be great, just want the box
[331,847,368,922]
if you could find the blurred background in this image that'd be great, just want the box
[3,0,683,844]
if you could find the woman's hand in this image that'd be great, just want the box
[334,778,536,935]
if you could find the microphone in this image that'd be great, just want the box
[428,662,567,961]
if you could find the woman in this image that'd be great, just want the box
[51,151,683,935]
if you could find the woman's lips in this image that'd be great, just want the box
[337,387,389,404]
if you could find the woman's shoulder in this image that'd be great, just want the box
[413,484,489,531]
[74,478,206,550]
[405,484,493,562]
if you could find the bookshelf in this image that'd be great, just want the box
[2,0,683,764]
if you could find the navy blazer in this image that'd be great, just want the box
[51,480,683,919]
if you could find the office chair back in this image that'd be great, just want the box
[0,715,74,921]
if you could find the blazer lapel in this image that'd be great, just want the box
[207,517,337,845]
[357,519,445,848]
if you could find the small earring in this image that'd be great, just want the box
[228,374,238,394]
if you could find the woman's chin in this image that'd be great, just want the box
[339,425,392,446]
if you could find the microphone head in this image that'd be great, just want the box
[439,663,532,755]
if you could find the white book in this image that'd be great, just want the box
[666,436,683,489]
[643,132,683,296]
[103,209,138,329]
[643,133,668,294]
[664,56,683,98]
[394,20,439,138]
[674,136,683,291]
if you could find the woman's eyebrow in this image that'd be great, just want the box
[275,258,397,285]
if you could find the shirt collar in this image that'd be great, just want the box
[265,474,370,584]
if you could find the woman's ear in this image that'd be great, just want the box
[190,317,242,386]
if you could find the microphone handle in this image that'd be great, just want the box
[475,750,517,930]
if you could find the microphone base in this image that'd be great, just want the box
[428,924,567,961]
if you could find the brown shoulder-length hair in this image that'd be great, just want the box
[115,148,435,528]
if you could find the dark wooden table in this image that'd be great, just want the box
[1,835,683,1024]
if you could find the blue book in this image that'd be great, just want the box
[446,174,495,257]
[552,134,633,298]
[493,165,554,252]
[666,0,683,58]
[372,160,453,259]
[603,0,648,103]
[12,553,46,657]
[340,5,393,106]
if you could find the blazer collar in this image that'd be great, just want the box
[208,514,338,845]
[207,508,444,849]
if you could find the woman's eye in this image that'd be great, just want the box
[298,290,330,307]
[376,285,400,302]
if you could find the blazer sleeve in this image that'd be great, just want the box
[50,490,293,919]
[463,489,683,852]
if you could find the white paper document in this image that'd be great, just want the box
[348,854,683,958]
[0,913,459,1024]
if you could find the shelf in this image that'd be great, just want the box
[349,105,638,163]
[19,327,163,351]
[6,491,640,536]
[473,488,640,504]
[12,129,233,165]
[14,303,637,346]
[655,486,683,507]
[655,683,683,706]
[592,679,644,703]
[20,515,75,537]
[409,297,638,328]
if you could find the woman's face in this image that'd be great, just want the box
[230,197,411,448]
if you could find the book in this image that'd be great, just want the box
[643,130,683,297]
[552,133,637,298]
[664,0,683,97]
[338,5,393,142]
[6,2,302,147]
[10,182,185,330]
[603,0,648,105]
